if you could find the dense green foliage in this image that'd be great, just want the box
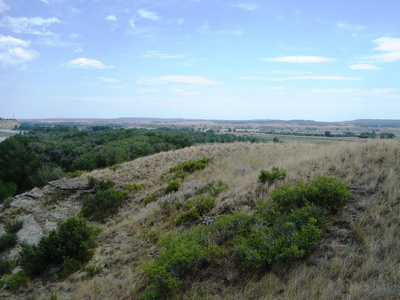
[258,167,286,184]
[18,217,100,276]
[82,178,128,222]
[141,175,351,299]
[0,126,264,201]
[0,257,13,276]
[168,158,211,181]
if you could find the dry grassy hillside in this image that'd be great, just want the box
[2,140,400,299]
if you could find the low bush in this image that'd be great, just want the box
[125,183,143,193]
[168,158,210,181]
[140,175,351,298]
[82,178,128,221]
[84,264,102,277]
[144,192,158,205]
[176,195,215,225]
[4,219,23,234]
[18,217,100,276]
[258,167,286,184]
[6,271,29,291]
[271,176,351,214]
[0,256,13,275]
[0,233,17,252]
[165,180,180,194]
[140,226,221,300]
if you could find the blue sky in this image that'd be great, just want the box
[0,0,399,121]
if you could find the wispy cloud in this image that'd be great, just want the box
[142,51,185,59]
[62,58,114,69]
[0,0,10,13]
[217,29,244,35]
[0,35,38,67]
[349,64,380,70]
[367,37,400,63]
[262,56,335,63]
[0,16,61,35]
[40,0,50,4]
[239,76,360,81]
[138,75,221,85]
[97,77,119,83]
[231,3,259,11]
[138,9,160,21]
[313,88,398,98]
[105,15,117,21]
[336,22,365,31]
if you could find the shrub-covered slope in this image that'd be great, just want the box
[1,140,399,299]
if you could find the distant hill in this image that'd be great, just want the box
[0,119,20,129]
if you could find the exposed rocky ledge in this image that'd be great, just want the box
[49,177,90,190]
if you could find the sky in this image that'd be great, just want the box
[0,0,399,121]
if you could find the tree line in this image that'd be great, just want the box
[0,126,264,202]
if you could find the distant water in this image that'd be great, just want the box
[0,129,20,143]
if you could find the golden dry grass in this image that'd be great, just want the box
[4,139,400,299]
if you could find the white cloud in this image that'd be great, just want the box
[367,37,400,63]
[138,75,221,85]
[97,77,119,83]
[129,20,135,28]
[0,16,61,35]
[232,3,259,11]
[106,15,117,21]
[70,33,80,39]
[262,56,335,63]
[239,76,360,81]
[71,8,81,14]
[336,22,365,31]
[0,35,30,48]
[0,35,38,67]
[74,47,83,52]
[138,9,159,21]
[270,87,286,90]
[349,64,381,70]
[40,0,50,4]
[142,51,185,59]
[62,58,114,69]
[0,0,10,13]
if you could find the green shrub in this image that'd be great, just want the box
[4,219,23,234]
[0,257,13,275]
[87,177,115,191]
[109,164,121,171]
[192,180,227,197]
[19,217,100,276]
[144,192,158,205]
[125,183,143,193]
[176,194,215,225]
[165,180,180,194]
[81,188,128,221]
[59,256,82,278]
[271,176,351,214]
[66,170,86,178]
[84,264,102,277]
[168,158,210,181]
[6,271,29,291]
[258,167,286,184]
[0,180,17,203]
[141,226,220,299]
[0,233,17,251]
